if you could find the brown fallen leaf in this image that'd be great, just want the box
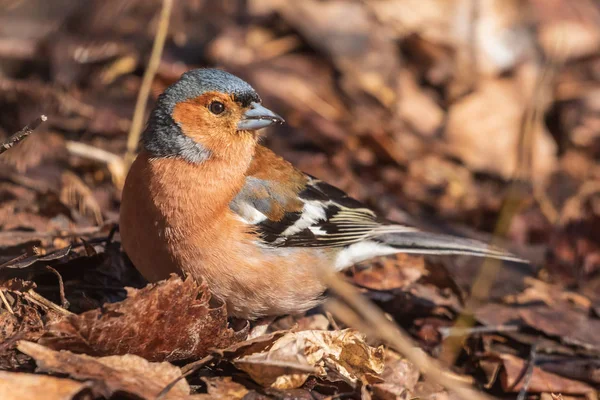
[17,341,191,400]
[235,329,384,390]
[445,76,557,180]
[397,70,444,137]
[485,353,596,395]
[411,381,451,400]
[537,356,600,386]
[351,253,425,291]
[372,350,420,400]
[517,304,600,351]
[0,370,92,400]
[0,130,66,173]
[0,289,63,370]
[531,0,600,61]
[273,0,401,107]
[194,377,250,400]
[0,245,71,272]
[39,275,248,362]
[547,215,600,290]
[60,170,103,225]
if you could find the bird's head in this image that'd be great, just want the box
[142,68,284,163]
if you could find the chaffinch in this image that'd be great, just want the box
[120,69,525,319]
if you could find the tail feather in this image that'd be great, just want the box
[371,226,527,264]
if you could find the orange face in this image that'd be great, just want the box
[170,91,257,159]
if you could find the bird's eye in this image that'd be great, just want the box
[209,101,225,115]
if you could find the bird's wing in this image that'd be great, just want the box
[231,145,381,248]
[230,146,526,267]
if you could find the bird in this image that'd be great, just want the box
[120,68,526,319]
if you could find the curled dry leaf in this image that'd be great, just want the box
[0,370,92,400]
[39,275,248,362]
[0,245,71,272]
[0,289,63,370]
[234,329,384,390]
[17,341,190,400]
[219,329,288,359]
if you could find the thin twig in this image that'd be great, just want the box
[516,342,538,400]
[125,0,174,167]
[65,141,126,188]
[45,265,69,309]
[320,269,494,400]
[157,354,215,400]
[234,359,318,373]
[438,325,520,339]
[0,115,47,155]
[440,39,561,365]
[0,289,14,314]
[65,140,122,165]
[467,0,480,92]
[325,310,340,331]
[24,289,74,317]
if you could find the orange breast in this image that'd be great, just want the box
[120,151,331,318]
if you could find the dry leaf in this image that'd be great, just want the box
[0,289,63,370]
[195,377,250,400]
[372,350,420,400]
[397,70,444,137]
[367,0,453,42]
[445,76,557,180]
[273,0,400,107]
[220,330,288,359]
[0,131,66,173]
[517,304,600,351]
[40,275,248,362]
[404,155,476,216]
[496,353,595,395]
[235,329,384,389]
[60,170,103,225]
[351,253,425,291]
[531,0,600,61]
[538,356,600,386]
[452,0,534,77]
[0,245,71,271]
[412,381,450,400]
[0,371,92,400]
[17,341,191,399]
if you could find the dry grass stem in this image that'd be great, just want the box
[441,39,563,365]
[65,141,127,188]
[24,289,73,317]
[124,0,174,168]
[0,289,14,314]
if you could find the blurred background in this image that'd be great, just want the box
[2,0,600,290]
[1,0,600,397]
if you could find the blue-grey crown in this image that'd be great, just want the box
[159,69,261,113]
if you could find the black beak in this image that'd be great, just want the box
[237,102,284,131]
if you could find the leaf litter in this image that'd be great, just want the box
[0,0,600,399]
